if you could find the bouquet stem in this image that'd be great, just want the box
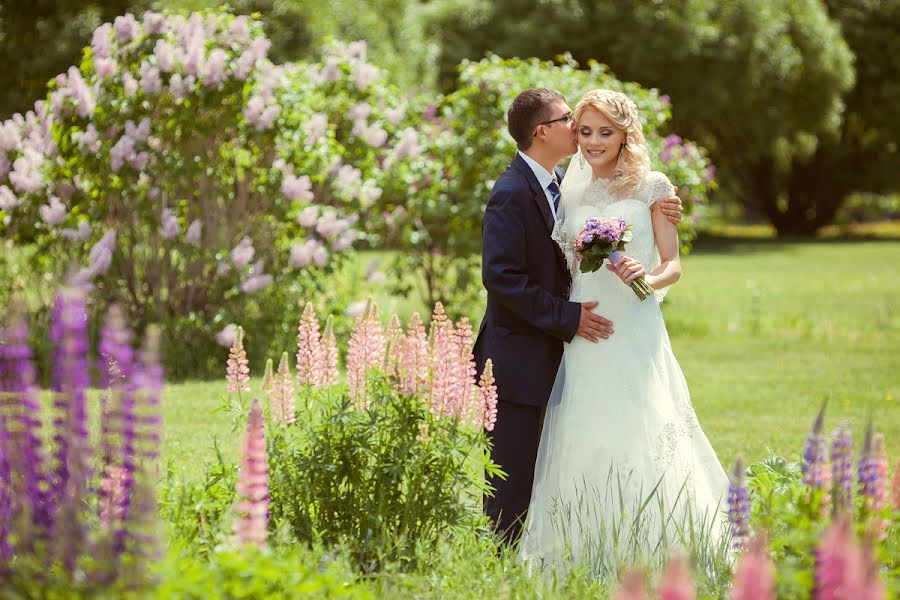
[610,251,655,301]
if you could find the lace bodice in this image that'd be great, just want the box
[552,170,674,301]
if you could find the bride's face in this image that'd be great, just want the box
[577,108,625,174]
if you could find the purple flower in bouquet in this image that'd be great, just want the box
[574,217,654,300]
[830,424,854,512]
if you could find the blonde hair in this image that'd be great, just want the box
[574,89,650,196]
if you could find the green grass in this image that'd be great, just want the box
[156,238,900,481]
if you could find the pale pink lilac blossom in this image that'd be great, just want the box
[304,113,328,145]
[230,236,255,268]
[0,186,20,211]
[153,40,177,72]
[143,11,166,35]
[160,208,179,239]
[216,323,238,348]
[280,173,313,201]
[39,196,67,226]
[91,23,113,59]
[289,239,322,268]
[185,219,202,245]
[10,148,45,193]
[298,206,318,228]
[61,221,91,242]
[139,62,162,94]
[122,73,139,96]
[202,49,228,89]
[241,273,273,294]
[113,14,139,43]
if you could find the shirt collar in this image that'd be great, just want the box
[517,150,556,192]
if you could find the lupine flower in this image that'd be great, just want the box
[479,360,498,431]
[814,512,885,600]
[295,303,324,387]
[235,399,268,548]
[613,568,647,600]
[730,533,776,600]
[226,326,251,393]
[862,432,889,538]
[0,420,11,562]
[727,458,750,551]
[272,353,295,425]
[398,312,429,396]
[453,317,477,420]
[830,424,854,512]
[320,315,339,386]
[803,402,832,514]
[98,465,129,525]
[658,552,696,600]
[0,304,49,536]
[260,358,274,400]
[48,287,92,572]
[428,302,456,416]
[346,300,386,408]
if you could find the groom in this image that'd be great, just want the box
[473,88,683,543]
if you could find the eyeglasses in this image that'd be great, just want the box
[534,112,574,136]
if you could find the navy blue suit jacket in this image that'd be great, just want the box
[474,153,581,407]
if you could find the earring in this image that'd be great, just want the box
[578,150,585,168]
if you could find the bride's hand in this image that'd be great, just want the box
[606,255,646,284]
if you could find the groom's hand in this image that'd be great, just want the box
[576,301,613,343]
[659,186,683,225]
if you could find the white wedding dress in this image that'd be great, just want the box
[520,161,729,576]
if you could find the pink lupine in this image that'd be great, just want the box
[452,317,477,420]
[295,303,324,387]
[346,301,386,408]
[320,315,339,386]
[234,399,268,548]
[731,534,776,600]
[260,358,274,400]
[385,314,403,372]
[398,312,429,396]
[428,303,456,416]
[98,465,128,526]
[865,433,889,539]
[479,360,498,432]
[272,353,295,425]
[657,552,696,600]
[613,568,648,600]
[814,512,884,600]
[226,326,251,393]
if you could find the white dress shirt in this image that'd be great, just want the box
[518,151,559,222]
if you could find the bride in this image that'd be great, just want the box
[519,90,729,574]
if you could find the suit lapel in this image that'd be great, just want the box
[510,154,567,271]
[511,154,554,234]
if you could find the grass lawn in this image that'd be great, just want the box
[101,237,900,480]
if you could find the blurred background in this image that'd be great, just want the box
[3,0,897,234]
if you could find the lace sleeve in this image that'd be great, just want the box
[643,171,676,303]
[643,171,675,207]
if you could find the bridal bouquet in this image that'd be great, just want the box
[575,217,655,301]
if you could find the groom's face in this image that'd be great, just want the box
[536,100,577,159]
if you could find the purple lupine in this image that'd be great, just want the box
[857,425,879,513]
[97,305,135,535]
[0,411,11,562]
[727,458,751,551]
[48,287,92,572]
[0,307,50,538]
[830,424,854,513]
[802,402,832,491]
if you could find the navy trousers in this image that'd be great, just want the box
[485,400,546,544]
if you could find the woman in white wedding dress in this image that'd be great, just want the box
[520,90,729,575]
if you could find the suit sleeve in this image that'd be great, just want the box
[482,185,581,342]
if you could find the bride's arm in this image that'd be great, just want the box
[646,202,682,290]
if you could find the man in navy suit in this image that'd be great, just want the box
[473,88,683,544]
